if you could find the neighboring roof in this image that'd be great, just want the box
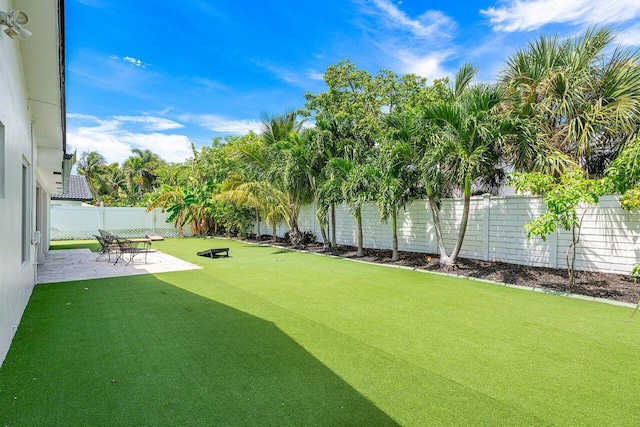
[51,175,93,201]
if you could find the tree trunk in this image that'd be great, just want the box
[316,205,329,250]
[567,225,578,289]
[427,192,448,264]
[272,224,277,242]
[289,205,302,246]
[319,220,328,250]
[446,184,472,268]
[391,209,399,262]
[567,209,587,289]
[331,203,336,248]
[255,209,261,240]
[356,206,363,257]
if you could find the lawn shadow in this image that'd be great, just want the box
[270,249,294,255]
[0,275,398,426]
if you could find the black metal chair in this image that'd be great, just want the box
[94,235,119,262]
[114,237,146,266]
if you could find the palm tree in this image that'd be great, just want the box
[377,113,424,261]
[123,148,165,204]
[146,184,188,236]
[324,157,378,257]
[222,111,314,245]
[421,64,512,268]
[500,27,640,177]
[76,151,106,202]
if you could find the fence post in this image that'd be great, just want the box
[483,194,490,261]
[99,202,105,230]
[312,200,317,237]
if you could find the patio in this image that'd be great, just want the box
[37,247,201,284]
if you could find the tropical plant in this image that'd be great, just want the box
[420,64,512,268]
[377,113,424,261]
[510,170,605,288]
[604,136,640,285]
[324,157,379,257]
[221,112,313,245]
[123,148,166,204]
[76,151,106,202]
[500,27,640,177]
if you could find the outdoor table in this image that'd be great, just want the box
[127,238,152,264]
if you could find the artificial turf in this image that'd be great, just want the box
[1,238,639,426]
[49,239,101,252]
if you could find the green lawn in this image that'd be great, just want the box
[1,238,639,426]
[50,239,101,252]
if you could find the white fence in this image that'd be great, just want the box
[51,195,640,275]
[51,205,192,240]
[267,195,639,276]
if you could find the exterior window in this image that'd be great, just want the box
[21,161,30,264]
[0,122,4,199]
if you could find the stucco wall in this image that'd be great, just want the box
[0,0,38,365]
[284,195,639,276]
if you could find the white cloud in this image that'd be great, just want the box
[67,114,193,164]
[481,0,640,32]
[110,54,150,68]
[371,0,456,38]
[181,114,261,134]
[254,61,316,86]
[617,24,640,46]
[111,116,184,131]
[307,70,325,81]
[395,50,452,80]
[356,0,455,81]
[192,77,229,91]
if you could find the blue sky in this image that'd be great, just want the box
[65,0,640,164]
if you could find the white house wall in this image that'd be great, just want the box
[0,0,37,365]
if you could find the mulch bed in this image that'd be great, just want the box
[246,236,639,304]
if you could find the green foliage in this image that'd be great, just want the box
[212,202,254,236]
[510,170,603,240]
[620,188,640,210]
[605,136,640,210]
[500,27,640,177]
[632,263,640,282]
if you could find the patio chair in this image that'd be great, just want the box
[98,229,118,244]
[94,235,119,262]
[114,237,148,266]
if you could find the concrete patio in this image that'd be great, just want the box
[37,248,201,284]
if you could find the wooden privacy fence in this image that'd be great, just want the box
[260,195,640,276]
[50,205,192,240]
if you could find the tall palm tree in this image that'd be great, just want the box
[76,151,106,202]
[421,64,512,267]
[500,27,640,176]
[123,148,165,203]
[377,113,424,261]
[222,111,314,245]
[325,157,378,257]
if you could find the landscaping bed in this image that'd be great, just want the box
[254,237,639,304]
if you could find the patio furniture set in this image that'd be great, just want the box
[94,229,152,266]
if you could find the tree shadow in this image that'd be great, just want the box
[0,276,398,426]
